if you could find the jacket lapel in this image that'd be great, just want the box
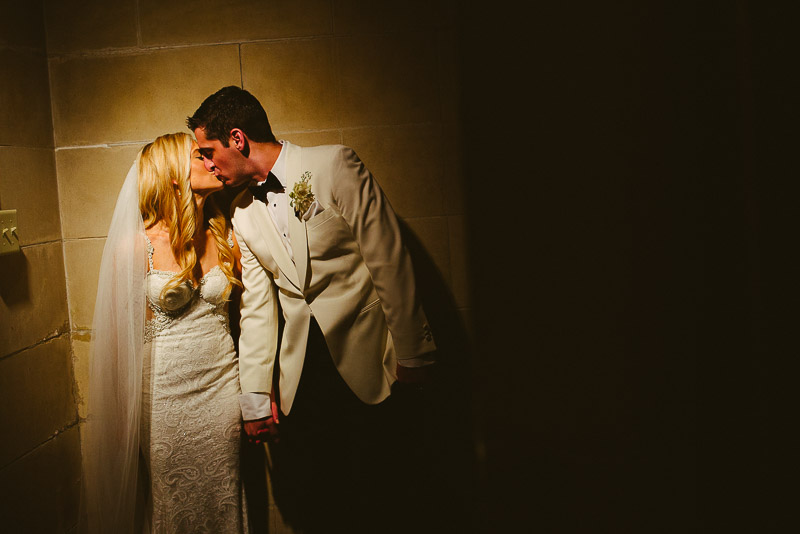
[247,194,302,292]
[284,143,310,292]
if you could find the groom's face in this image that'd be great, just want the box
[194,127,251,188]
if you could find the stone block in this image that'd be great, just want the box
[0,242,69,356]
[437,30,462,125]
[342,124,444,218]
[0,426,81,532]
[448,215,471,308]
[335,33,440,127]
[0,49,54,147]
[0,147,61,245]
[333,0,456,34]
[0,1,45,49]
[49,46,241,146]
[242,39,338,132]
[140,0,331,45]
[56,144,144,239]
[440,121,465,216]
[63,238,105,330]
[44,0,137,54]
[0,336,76,467]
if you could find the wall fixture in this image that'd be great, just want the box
[1,210,20,255]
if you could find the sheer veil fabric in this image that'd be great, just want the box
[79,159,149,533]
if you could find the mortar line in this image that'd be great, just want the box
[55,140,148,151]
[47,30,444,61]
[0,419,80,472]
[51,123,443,151]
[0,329,69,362]
[45,26,449,61]
[0,143,55,149]
[238,43,244,88]
[62,236,106,242]
[0,44,47,55]
[18,238,63,248]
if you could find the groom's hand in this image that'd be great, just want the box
[244,416,279,445]
[396,362,434,385]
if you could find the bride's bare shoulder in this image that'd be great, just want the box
[144,224,170,246]
[143,224,179,270]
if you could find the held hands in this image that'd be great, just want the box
[395,362,434,386]
[244,397,281,445]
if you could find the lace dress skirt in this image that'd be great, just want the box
[141,267,248,533]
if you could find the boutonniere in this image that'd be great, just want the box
[289,171,315,217]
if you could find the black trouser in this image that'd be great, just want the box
[269,318,403,533]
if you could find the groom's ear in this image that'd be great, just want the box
[230,129,247,153]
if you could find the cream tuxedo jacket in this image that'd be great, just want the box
[232,142,436,415]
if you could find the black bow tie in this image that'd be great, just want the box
[251,172,283,202]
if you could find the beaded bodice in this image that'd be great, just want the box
[143,233,232,343]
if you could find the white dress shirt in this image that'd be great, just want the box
[263,140,293,258]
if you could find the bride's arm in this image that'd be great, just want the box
[226,229,243,347]
[230,229,243,280]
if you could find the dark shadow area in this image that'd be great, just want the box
[454,0,785,531]
[397,220,482,533]
[0,248,29,308]
[719,3,799,529]
[460,0,800,529]
[241,438,270,533]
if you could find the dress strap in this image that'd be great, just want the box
[144,233,154,270]
[227,228,234,249]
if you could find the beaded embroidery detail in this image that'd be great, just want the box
[143,233,231,343]
[144,292,191,343]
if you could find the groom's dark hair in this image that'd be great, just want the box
[187,86,276,146]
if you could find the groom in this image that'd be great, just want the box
[188,86,436,530]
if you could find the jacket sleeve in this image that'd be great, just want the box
[233,221,279,397]
[329,146,436,360]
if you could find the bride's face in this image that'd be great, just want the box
[189,142,223,195]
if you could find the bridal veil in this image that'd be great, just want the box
[79,157,148,533]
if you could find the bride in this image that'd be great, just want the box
[80,132,248,533]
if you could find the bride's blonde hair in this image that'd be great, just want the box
[138,132,240,300]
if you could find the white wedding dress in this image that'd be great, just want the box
[140,234,248,533]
